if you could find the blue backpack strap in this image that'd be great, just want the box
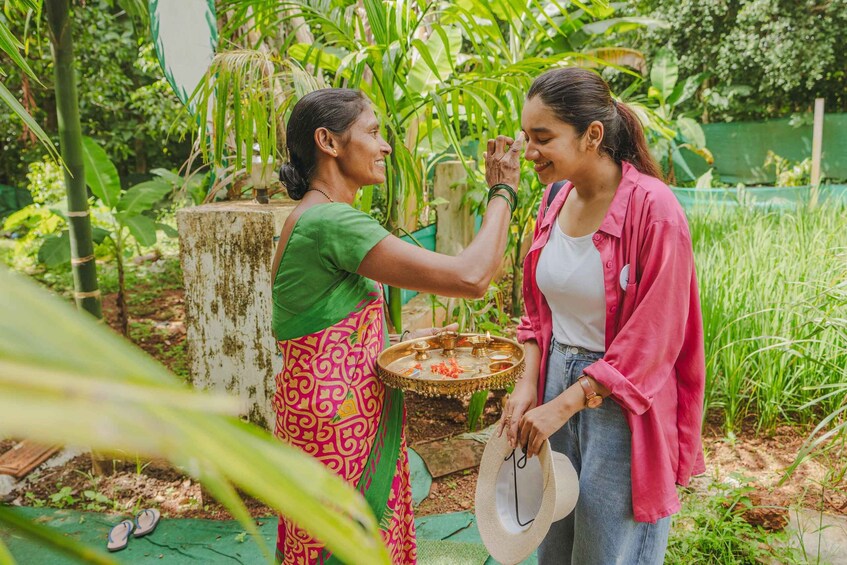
[544,180,568,215]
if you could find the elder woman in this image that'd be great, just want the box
[499,68,706,564]
[271,88,523,564]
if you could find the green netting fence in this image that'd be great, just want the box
[679,113,847,184]
[671,184,847,209]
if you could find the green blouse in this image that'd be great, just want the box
[272,203,390,341]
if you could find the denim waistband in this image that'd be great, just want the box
[551,338,604,360]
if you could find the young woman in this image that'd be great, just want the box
[498,68,706,564]
[271,88,523,564]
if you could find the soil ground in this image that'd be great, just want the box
[3,258,845,530]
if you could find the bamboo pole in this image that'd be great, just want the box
[809,97,824,209]
[45,0,102,319]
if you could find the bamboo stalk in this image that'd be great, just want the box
[45,0,102,319]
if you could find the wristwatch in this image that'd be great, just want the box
[578,376,603,409]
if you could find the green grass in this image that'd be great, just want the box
[667,481,801,565]
[1,251,183,301]
[691,205,847,433]
[130,318,189,382]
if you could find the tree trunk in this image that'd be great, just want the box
[667,146,676,186]
[115,234,129,337]
[45,0,101,319]
[134,136,146,174]
[384,130,403,332]
[511,245,522,316]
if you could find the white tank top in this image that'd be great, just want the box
[536,218,607,352]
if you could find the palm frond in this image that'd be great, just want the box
[0,267,390,565]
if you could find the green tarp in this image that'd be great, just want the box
[671,184,847,210]
[681,113,847,184]
[0,507,538,564]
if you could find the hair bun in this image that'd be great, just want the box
[279,162,308,200]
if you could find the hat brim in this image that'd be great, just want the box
[475,432,558,565]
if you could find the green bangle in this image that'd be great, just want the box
[489,192,515,215]
[488,183,518,205]
[488,184,519,214]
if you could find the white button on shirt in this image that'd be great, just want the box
[535,219,607,353]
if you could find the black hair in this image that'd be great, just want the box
[278,88,369,199]
[527,67,663,180]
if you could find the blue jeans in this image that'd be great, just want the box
[537,340,671,565]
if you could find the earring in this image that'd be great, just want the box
[332,149,338,156]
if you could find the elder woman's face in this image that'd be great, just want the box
[335,106,392,187]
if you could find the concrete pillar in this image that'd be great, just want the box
[434,161,475,256]
[177,200,296,429]
[401,292,448,333]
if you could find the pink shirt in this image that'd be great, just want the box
[517,162,706,522]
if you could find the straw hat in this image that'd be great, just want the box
[475,431,579,565]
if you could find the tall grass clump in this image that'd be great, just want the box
[666,482,801,564]
[690,204,847,433]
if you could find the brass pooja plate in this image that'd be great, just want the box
[376,332,525,397]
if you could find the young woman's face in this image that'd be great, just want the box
[335,106,392,187]
[521,96,589,185]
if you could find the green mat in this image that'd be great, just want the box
[408,447,432,506]
[417,539,491,564]
[0,507,277,564]
[0,508,537,564]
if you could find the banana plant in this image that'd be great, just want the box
[72,136,175,335]
[0,266,390,565]
[643,47,713,184]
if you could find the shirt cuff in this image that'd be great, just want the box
[583,359,652,415]
[516,327,536,344]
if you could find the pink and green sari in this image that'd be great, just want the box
[272,203,416,564]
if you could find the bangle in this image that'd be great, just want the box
[488,183,518,204]
[488,183,518,214]
[489,192,515,215]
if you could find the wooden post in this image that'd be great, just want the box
[434,161,475,256]
[810,97,825,208]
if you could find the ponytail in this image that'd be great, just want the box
[614,102,663,180]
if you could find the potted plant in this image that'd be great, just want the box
[190,49,321,202]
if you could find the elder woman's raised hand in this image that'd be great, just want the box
[484,132,524,189]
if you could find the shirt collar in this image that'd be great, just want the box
[538,161,639,239]
[597,161,639,239]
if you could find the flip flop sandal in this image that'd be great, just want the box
[133,508,161,538]
[106,519,134,552]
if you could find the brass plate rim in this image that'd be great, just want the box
[376,333,525,398]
